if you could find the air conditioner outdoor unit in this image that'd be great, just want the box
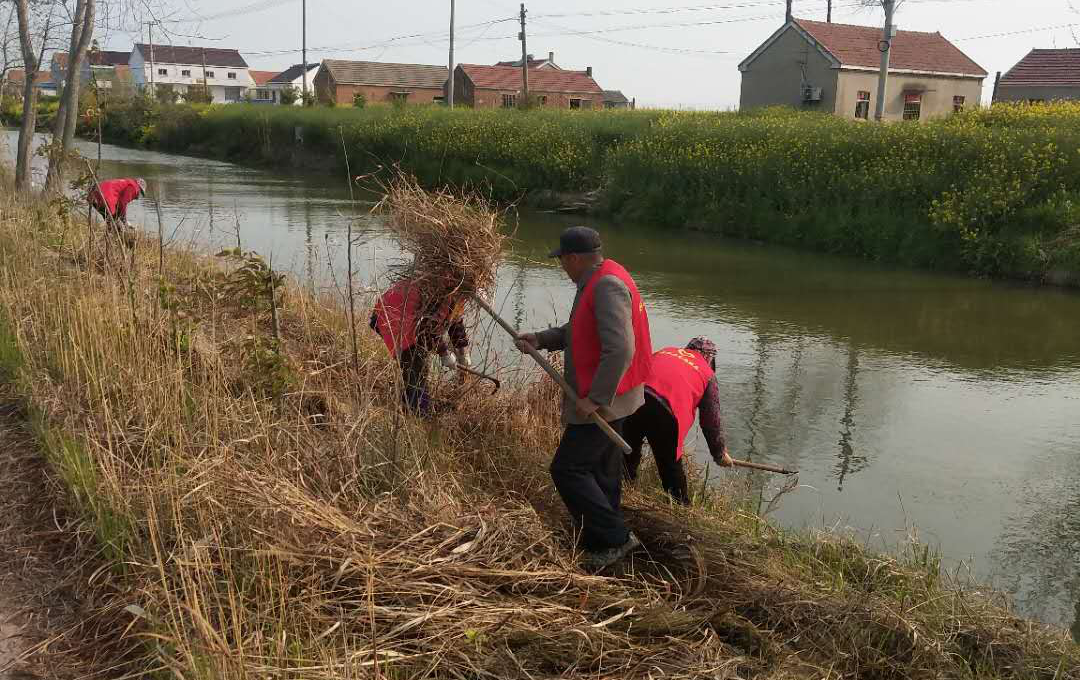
[802,86,823,102]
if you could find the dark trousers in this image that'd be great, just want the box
[623,394,689,504]
[398,345,432,416]
[550,418,630,552]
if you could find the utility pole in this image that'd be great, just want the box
[518,3,529,107]
[785,0,792,23]
[145,21,156,94]
[827,0,832,22]
[448,0,455,107]
[873,0,895,122]
[202,47,209,100]
[301,0,308,105]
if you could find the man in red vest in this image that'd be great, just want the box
[88,178,146,230]
[623,337,734,504]
[517,227,652,570]
[370,279,471,416]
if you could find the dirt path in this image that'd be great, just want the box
[0,397,114,679]
[0,595,25,679]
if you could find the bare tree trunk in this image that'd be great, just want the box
[46,0,95,192]
[14,0,39,192]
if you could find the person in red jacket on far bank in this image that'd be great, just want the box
[623,337,734,504]
[516,226,652,571]
[370,278,471,417]
[88,178,146,231]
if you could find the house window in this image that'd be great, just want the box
[157,68,167,76]
[181,69,191,77]
[501,93,516,108]
[227,72,237,80]
[391,91,409,103]
[569,97,582,109]
[205,70,215,78]
[902,93,922,121]
[952,95,965,113]
[854,90,870,119]
[224,86,242,102]
[254,88,272,101]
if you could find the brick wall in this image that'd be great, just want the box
[471,89,601,109]
[334,84,444,105]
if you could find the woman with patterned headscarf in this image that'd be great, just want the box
[622,336,733,504]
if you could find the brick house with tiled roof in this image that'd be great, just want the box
[453,64,603,109]
[994,49,1080,103]
[314,59,448,105]
[739,18,987,121]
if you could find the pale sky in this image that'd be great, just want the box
[108,0,1080,108]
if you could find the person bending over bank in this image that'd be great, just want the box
[623,337,734,504]
[88,178,146,231]
[370,278,471,416]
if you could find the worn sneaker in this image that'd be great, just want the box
[583,532,641,571]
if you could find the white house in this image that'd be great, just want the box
[130,44,252,103]
[264,63,319,104]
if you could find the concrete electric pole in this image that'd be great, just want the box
[519,3,529,106]
[301,0,308,105]
[874,0,896,122]
[448,0,455,107]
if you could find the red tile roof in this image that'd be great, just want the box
[250,70,277,86]
[999,49,1080,87]
[459,64,601,93]
[793,18,987,77]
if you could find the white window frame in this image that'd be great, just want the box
[157,67,168,76]
[181,69,191,77]
[501,93,516,108]
[227,72,237,80]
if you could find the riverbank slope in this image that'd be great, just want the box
[0,186,1076,678]
[91,100,1080,285]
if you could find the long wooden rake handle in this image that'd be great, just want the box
[473,295,633,455]
[731,459,797,475]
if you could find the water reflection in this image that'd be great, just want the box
[834,346,866,492]
[6,131,1080,632]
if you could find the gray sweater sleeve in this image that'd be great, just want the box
[587,276,634,406]
[535,323,568,351]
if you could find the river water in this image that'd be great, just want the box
[6,130,1080,635]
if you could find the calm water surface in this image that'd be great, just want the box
[6,130,1080,634]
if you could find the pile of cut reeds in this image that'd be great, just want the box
[375,175,506,303]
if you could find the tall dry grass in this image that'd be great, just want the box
[0,186,1076,679]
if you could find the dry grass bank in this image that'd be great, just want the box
[0,187,1075,679]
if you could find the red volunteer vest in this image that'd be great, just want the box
[373,280,460,355]
[89,179,141,215]
[570,259,652,399]
[646,347,715,460]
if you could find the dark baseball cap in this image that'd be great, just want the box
[548,226,602,258]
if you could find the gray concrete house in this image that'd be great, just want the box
[994,49,1080,103]
[739,18,987,121]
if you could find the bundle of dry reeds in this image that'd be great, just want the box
[375,175,505,302]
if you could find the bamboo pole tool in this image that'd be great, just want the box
[474,295,632,454]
